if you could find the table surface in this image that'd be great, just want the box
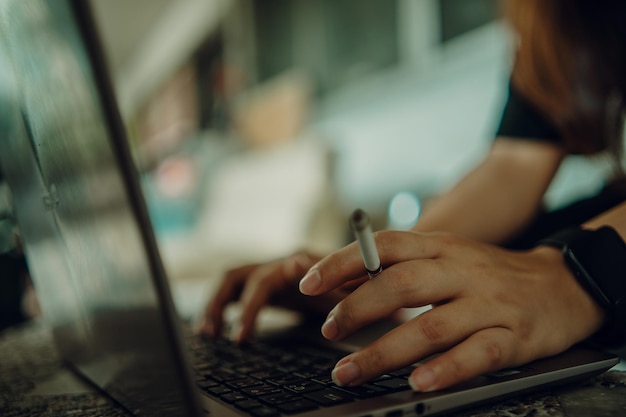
[2,320,626,417]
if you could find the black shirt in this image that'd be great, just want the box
[495,84,561,143]
[494,84,626,249]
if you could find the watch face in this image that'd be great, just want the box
[568,227,626,308]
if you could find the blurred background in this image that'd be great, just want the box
[87,0,613,314]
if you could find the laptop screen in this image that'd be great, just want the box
[0,0,201,415]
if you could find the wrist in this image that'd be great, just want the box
[537,226,626,351]
[531,242,607,323]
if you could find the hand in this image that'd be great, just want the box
[199,251,351,342]
[298,231,607,391]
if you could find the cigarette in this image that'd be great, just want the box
[350,209,382,278]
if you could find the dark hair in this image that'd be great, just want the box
[505,0,626,163]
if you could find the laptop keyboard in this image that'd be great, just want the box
[190,336,415,416]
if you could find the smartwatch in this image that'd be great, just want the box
[538,226,626,350]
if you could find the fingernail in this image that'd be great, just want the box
[321,315,338,340]
[332,360,361,386]
[299,268,321,294]
[409,368,437,392]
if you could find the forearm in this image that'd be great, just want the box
[412,138,563,244]
[584,201,626,239]
[413,175,541,243]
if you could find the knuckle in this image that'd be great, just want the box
[416,314,448,344]
[445,357,464,381]
[345,345,387,383]
[386,268,415,298]
[360,344,385,373]
[374,230,406,257]
[373,231,391,253]
[482,339,505,368]
[282,253,312,281]
[334,299,357,329]
[474,331,510,369]
[250,263,282,288]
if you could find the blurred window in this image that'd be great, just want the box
[439,0,500,42]
[252,0,398,94]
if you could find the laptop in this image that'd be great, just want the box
[0,1,619,416]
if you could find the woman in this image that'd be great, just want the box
[199,0,626,392]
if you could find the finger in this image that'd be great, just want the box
[338,276,369,292]
[233,263,280,342]
[283,251,317,281]
[322,259,455,341]
[235,253,315,342]
[331,299,496,387]
[199,264,257,337]
[408,327,518,392]
[300,231,444,296]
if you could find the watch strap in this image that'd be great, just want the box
[538,227,594,250]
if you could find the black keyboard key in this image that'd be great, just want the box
[334,383,388,398]
[373,377,410,391]
[226,378,263,390]
[284,379,326,394]
[311,374,334,385]
[235,399,264,411]
[236,364,266,374]
[294,345,343,360]
[294,369,325,379]
[242,384,283,397]
[249,370,285,380]
[204,385,233,397]
[389,365,417,378]
[311,359,337,371]
[191,336,414,414]
[277,364,304,373]
[221,392,250,404]
[211,368,246,382]
[304,387,355,406]
[267,374,303,386]
[196,378,219,389]
[259,391,301,405]
[276,399,319,414]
